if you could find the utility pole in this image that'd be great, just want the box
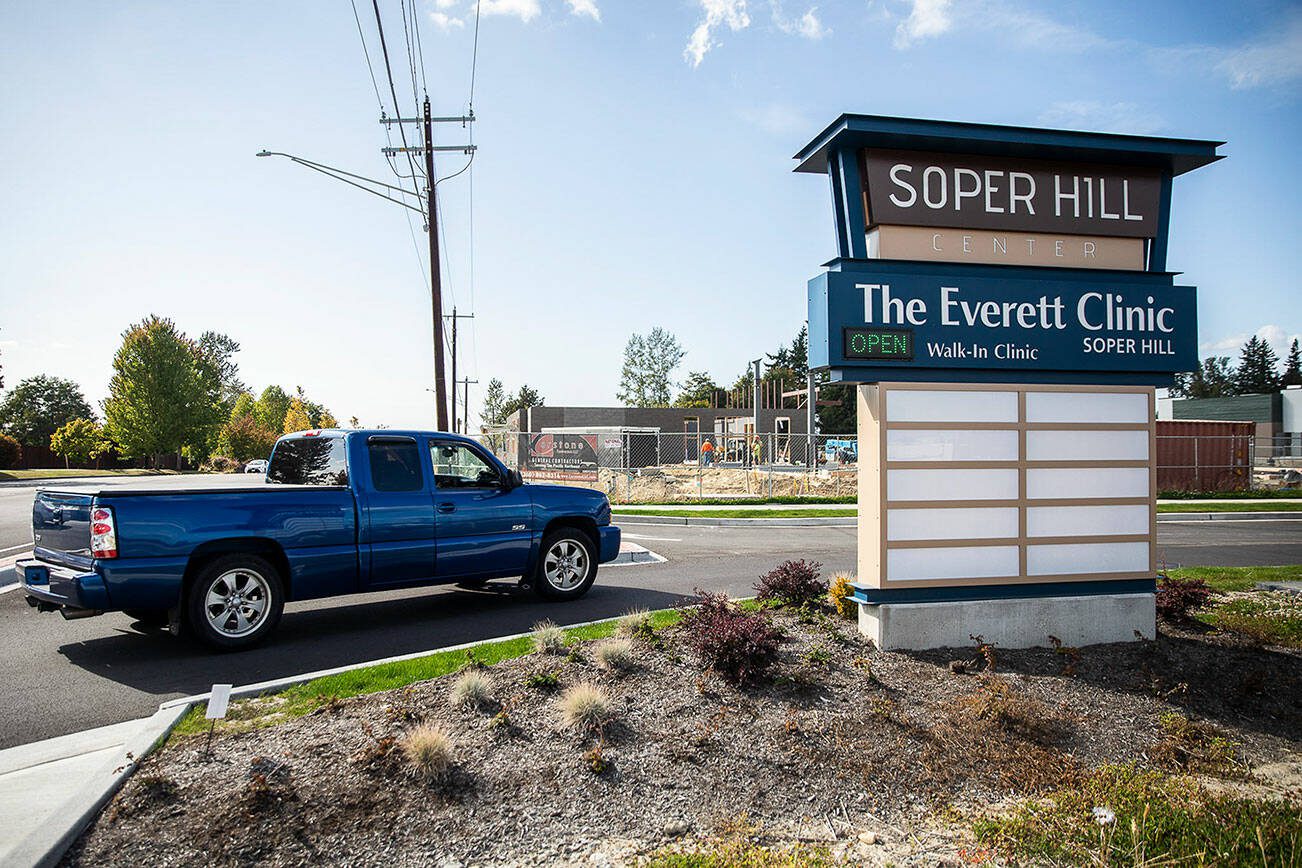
[381,104,476,433]
[457,378,478,435]
[445,308,475,432]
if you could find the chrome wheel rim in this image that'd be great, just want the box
[543,540,589,591]
[204,568,271,637]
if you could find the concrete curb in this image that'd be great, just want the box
[5,704,190,868]
[615,512,1296,527]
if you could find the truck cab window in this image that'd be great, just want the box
[368,438,423,492]
[267,436,349,486]
[431,442,501,489]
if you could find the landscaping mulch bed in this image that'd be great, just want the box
[66,609,1302,867]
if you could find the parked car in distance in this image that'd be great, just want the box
[18,430,620,650]
[243,458,268,474]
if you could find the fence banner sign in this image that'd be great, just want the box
[523,433,600,482]
[809,266,1196,383]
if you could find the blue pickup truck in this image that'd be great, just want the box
[19,430,620,650]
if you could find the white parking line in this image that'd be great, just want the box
[0,542,32,554]
[621,533,682,542]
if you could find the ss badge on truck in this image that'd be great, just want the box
[512,524,526,531]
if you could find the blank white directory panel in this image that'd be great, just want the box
[887,390,1018,423]
[1026,505,1150,537]
[888,468,1019,501]
[1026,429,1149,462]
[888,546,1020,581]
[886,429,1019,462]
[887,507,1019,541]
[1025,391,1148,424]
[1027,542,1150,576]
[1027,467,1149,499]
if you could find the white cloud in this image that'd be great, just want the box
[1038,100,1167,136]
[434,0,459,8]
[480,0,541,23]
[430,10,465,30]
[893,0,951,49]
[773,3,830,39]
[739,102,811,135]
[1201,325,1302,361]
[1213,16,1302,90]
[566,0,600,20]
[684,0,751,67]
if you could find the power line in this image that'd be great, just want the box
[349,0,386,112]
[371,0,425,187]
[469,0,482,109]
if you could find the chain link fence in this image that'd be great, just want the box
[470,430,1297,502]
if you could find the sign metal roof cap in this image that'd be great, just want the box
[793,114,1224,176]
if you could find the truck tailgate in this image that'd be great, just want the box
[32,491,94,565]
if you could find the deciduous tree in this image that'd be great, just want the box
[283,397,312,433]
[0,375,95,445]
[616,327,685,407]
[254,386,292,433]
[481,378,508,427]
[1171,356,1236,399]
[49,418,111,468]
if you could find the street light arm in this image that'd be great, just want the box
[256,150,427,216]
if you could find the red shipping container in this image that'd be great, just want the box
[1156,420,1254,492]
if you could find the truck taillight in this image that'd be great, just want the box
[90,506,118,559]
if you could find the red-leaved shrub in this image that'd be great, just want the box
[680,591,782,685]
[0,434,21,470]
[755,559,826,607]
[1156,574,1214,622]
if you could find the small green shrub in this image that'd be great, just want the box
[0,434,21,470]
[755,559,826,607]
[526,670,560,690]
[1152,712,1241,776]
[559,682,611,732]
[617,607,654,637]
[1204,593,1302,647]
[448,669,493,711]
[594,638,637,672]
[401,723,455,780]
[532,620,567,654]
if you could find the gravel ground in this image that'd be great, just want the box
[66,608,1302,867]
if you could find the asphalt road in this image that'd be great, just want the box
[0,476,1298,750]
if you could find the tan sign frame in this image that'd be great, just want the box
[857,382,1156,590]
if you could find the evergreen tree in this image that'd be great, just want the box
[1175,356,1236,399]
[1281,339,1302,388]
[673,371,721,408]
[481,378,508,426]
[502,385,543,420]
[1233,335,1280,395]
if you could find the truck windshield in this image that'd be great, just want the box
[267,436,349,486]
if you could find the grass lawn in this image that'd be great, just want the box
[0,468,180,481]
[172,608,683,738]
[1159,488,1302,499]
[1164,564,1302,593]
[1157,500,1302,512]
[617,508,858,519]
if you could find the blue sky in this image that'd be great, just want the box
[2,0,1299,429]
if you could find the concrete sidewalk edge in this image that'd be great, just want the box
[7,704,190,868]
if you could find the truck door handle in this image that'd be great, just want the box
[437,502,456,514]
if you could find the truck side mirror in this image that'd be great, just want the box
[509,469,524,489]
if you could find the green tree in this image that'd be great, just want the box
[1281,339,1302,388]
[501,385,543,421]
[218,413,279,462]
[616,327,685,407]
[229,392,256,423]
[283,397,312,433]
[103,316,219,466]
[1172,356,1236,399]
[0,375,95,445]
[0,434,20,470]
[1233,336,1280,395]
[673,371,721,408]
[481,378,508,427]
[49,418,111,468]
[197,331,244,413]
[254,386,292,433]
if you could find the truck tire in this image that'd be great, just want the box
[533,529,598,601]
[186,554,285,651]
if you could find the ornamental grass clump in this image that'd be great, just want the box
[401,723,455,781]
[681,591,783,685]
[1155,574,1213,623]
[594,637,637,672]
[617,607,654,638]
[448,669,493,711]
[560,682,612,732]
[755,559,826,608]
[532,619,567,654]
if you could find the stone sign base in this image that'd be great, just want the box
[858,593,1156,651]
